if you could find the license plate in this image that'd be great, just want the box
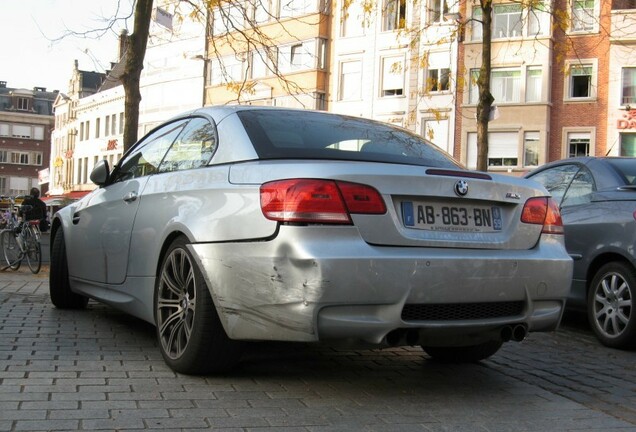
[402,201,503,232]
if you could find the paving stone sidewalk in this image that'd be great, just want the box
[1,267,635,431]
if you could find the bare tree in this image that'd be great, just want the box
[120,0,154,151]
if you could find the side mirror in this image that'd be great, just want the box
[90,160,110,186]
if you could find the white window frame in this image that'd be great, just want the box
[17,97,29,111]
[338,60,362,101]
[563,128,595,158]
[527,1,550,36]
[382,0,406,32]
[381,55,405,98]
[493,3,523,39]
[278,39,324,73]
[427,0,449,24]
[467,131,519,169]
[421,117,450,153]
[209,54,245,86]
[564,60,597,101]
[622,67,636,106]
[526,66,543,102]
[341,0,366,37]
[570,0,597,33]
[523,131,540,167]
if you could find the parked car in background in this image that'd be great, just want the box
[526,157,636,349]
[49,106,572,374]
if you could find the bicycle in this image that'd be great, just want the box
[0,199,42,274]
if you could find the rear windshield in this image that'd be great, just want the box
[236,110,461,169]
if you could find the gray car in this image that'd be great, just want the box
[50,106,572,374]
[526,157,636,349]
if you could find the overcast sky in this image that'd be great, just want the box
[0,0,133,92]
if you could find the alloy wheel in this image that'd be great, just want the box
[592,271,633,339]
[156,248,197,360]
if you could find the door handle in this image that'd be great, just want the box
[123,191,138,203]
[72,214,80,225]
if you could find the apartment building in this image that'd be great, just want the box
[0,81,56,197]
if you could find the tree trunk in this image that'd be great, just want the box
[476,0,494,172]
[121,0,154,152]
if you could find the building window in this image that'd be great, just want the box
[382,0,406,31]
[622,68,636,105]
[0,177,5,195]
[0,123,8,137]
[32,152,43,166]
[467,131,518,169]
[572,0,595,32]
[421,118,450,153]
[119,113,124,134]
[17,97,29,111]
[105,116,110,137]
[86,121,90,140]
[96,118,101,138]
[209,55,245,86]
[526,67,542,102]
[428,0,449,24]
[341,0,365,37]
[278,39,324,73]
[250,50,274,79]
[338,60,362,101]
[0,151,7,162]
[568,132,591,157]
[80,122,84,141]
[111,114,117,135]
[569,64,593,99]
[253,0,273,24]
[524,132,540,167]
[493,3,522,38]
[469,69,480,104]
[381,56,405,97]
[426,68,450,93]
[471,7,483,41]
[34,126,44,140]
[11,124,32,138]
[11,152,29,165]
[620,133,636,156]
[491,69,521,103]
[212,4,245,35]
[528,1,549,36]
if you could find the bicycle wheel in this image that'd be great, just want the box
[1,230,22,271]
[24,226,41,274]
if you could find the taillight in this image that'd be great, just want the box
[260,179,386,224]
[520,197,564,234]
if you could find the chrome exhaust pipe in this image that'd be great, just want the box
[512,324,528,342]
[500,325,513,342]
[386,329,403,346]
[406,329,420,346]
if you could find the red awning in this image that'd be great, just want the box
[43,190,92,204]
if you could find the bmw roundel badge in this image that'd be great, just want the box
[454,179,469,197]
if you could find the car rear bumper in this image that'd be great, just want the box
[190,226,572,346]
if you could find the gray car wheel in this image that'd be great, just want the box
[422,340,503,363]
[155,236,242,374]
[588,262,636,349]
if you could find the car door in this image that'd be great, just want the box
[66,119,189,284]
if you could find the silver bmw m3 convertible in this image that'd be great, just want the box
[49,106,572,374]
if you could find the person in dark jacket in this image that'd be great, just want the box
[20,187,48,230]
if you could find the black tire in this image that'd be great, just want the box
[1,230,22,271]
[587,262,636,349]
[49,228,88,309]
[24,226,41,274]
[154,236,242,375]
[422,340,503,363]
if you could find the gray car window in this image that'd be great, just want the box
[561,168,594,207]
[158,118,217,173]
[111,120,188,183]
[529,164,580,205]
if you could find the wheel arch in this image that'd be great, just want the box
[586,252,636,296]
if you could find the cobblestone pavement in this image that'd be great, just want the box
[1,267,635,431]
